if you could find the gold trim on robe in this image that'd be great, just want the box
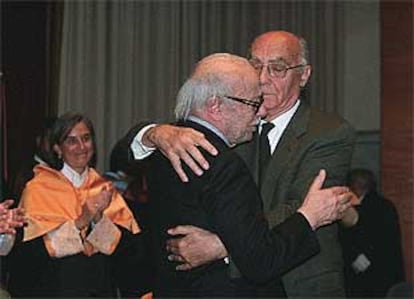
[20,164,140,244]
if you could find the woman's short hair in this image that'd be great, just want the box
[49,112,97,170]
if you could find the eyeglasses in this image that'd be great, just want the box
[223,94,264,113]
[249,58,308,78]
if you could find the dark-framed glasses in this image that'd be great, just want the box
[224,94,264,113]
[249,58,308,78]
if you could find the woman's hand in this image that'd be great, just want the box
[75,184,114,230]
[91,185,113,223]
[75,197,99,230]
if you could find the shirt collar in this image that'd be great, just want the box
[265,99,301,131]
[61,162,88,188]
[34,154,48,166]
[187,115,231,146]
[259,99,301,154]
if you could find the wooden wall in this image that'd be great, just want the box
[380,1,413,281]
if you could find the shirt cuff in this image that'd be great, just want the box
[45,220,84,257]
[130,124,157,160]
[86,215,121,255]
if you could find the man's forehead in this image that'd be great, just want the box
[250,54,298,64]
[250,37,300,60]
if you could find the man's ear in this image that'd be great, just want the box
[300,64,312,87]
[206,96,222,118]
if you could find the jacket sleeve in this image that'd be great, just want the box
[112,121,153,165]
[199,152,320,284]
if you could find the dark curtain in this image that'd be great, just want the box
[1,1,61,196]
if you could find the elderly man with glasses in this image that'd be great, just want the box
[127,31,356,297]
[144,52,353,297]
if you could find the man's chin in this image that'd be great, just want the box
[237,133,254,145]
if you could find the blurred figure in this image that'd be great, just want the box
[105,124,150,209]
[8,113,140,298]
[386,281,413,298]
[105,130,154,297]
[8,117,56,201]
[340,168,405,297]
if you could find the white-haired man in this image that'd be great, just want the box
[145,53,352,297]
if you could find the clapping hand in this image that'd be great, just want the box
[90,185,113,223]
[0,199,26,234]
[75,184,114,230]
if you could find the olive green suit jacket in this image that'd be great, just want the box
[235,101,356,297]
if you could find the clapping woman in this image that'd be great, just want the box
[9,113,140,297]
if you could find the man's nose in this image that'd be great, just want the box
[259,65,270,84]
[256,104,267,119]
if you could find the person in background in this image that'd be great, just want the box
[104,131,154,297]
[7,112,140,298]
[105,124,150,211]
[128,30,355,297]
[8,117,56,201]
[1,117,54,295]
[339,168,405,297]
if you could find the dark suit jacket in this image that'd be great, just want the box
[235,101,356,297]
[147,119,320,297]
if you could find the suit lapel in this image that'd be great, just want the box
[260,102,310,211]
[235,130,260,184]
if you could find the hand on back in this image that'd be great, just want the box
[145,124,218,182]
[298,169,352,230]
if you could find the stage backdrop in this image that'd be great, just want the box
[56,0,351,171]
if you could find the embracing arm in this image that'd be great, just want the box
[129,123,218,182]
[167,169,352,276]
[267,121,356,226]
[166,225,228,270]
[201,160,351,284]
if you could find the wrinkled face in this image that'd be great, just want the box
[250,32,311,121]
[54,121,94,174]
[223,82,265,145]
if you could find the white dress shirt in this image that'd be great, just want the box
[131,99,301,158]
[61,162,88,187]
[260,99,300,154]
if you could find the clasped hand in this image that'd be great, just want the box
[75,185,113,230]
